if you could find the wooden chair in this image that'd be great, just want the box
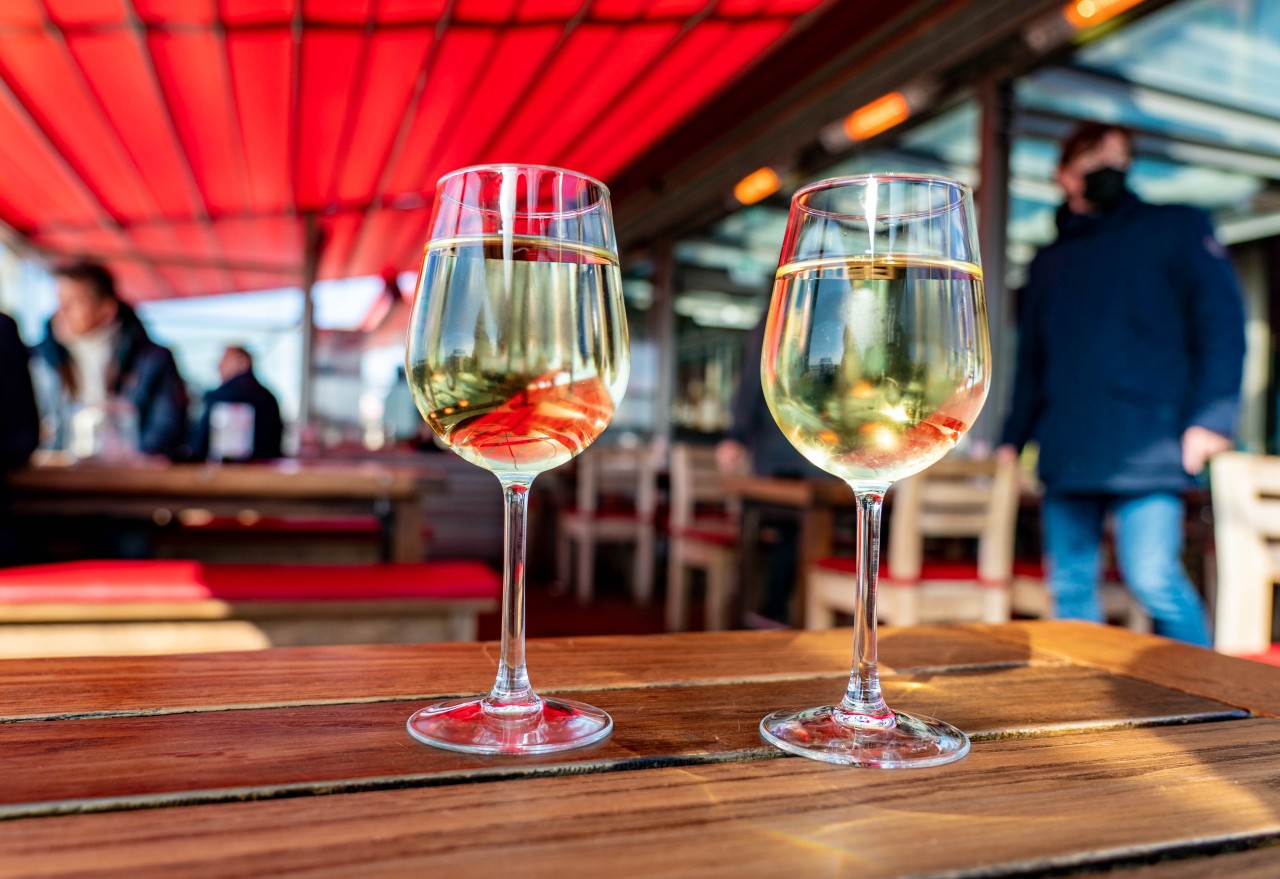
[1211,451,1280,655]
[806,455,1019,628]
[665,443,745,632]
[557,442,658,604]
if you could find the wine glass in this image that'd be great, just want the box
[405,164,629,754]
[759,173,990,767]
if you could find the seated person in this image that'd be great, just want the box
[32,260,188,460]
[0,309,39,566]
[189,346,283,461]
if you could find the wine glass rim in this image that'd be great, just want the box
[791,172,971,219]
[437,164,611,197]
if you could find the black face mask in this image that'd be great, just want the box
[1082,166,1128,210]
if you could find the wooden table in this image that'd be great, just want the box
[2,621,1279,877]
[9,459,429,562]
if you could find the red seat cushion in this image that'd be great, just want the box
[1012,557,1123,582]
[814,556,1005,587]
[1013,558,1044,579]
[672,526,737,547]
[561,504,647,523]
[1241,645,1280,666]
[0,560,500,603]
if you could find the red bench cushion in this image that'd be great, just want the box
[0,560,500,604]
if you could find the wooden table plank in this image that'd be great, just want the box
[0,665,1241,818]
[0,626,1045,721]
[3,719,1279,879]
[1072,846,1280,877]
[977,620,1280,717]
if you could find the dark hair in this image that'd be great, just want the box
[53,260,119,303]
[1058,122,1133,169]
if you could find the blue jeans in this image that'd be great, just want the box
[1041,492,1210,646]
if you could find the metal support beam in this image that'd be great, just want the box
[299,214,323,433]
[976,76,1014,452]
[649,239,677,445]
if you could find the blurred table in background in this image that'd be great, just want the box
[721,473,852,626]
[10,458,431,563]
[0,622,1277,877]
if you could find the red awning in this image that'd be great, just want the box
[0,0,826,300]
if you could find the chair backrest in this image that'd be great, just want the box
[1210,451,1280,653]
[668,443,744,531]
[886,454,1019,584]
[574,442,659,521]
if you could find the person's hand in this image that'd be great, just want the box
[1181,425,1231,476]
[715,439,747,475]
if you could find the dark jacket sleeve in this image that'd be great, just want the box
[188,393,212,461]
[727,316,769,447]
[259,390,283,459]
[1177,210,1246,437]
[0,315,39,469]
[999,270,1046,451]
[137,347,189,458]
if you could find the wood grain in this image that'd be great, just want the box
[977,620,1280,717]
[3,719,1279,879]
[10,461,424,500]
[0,665,1239,818]
[0,626,1043,721]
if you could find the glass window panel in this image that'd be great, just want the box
[1078,0,1280,120]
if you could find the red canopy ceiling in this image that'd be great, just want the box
[0,0,826,300]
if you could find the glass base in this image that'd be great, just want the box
[760,705,970,768]
[407,696,613,755]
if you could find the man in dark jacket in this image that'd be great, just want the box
[0,311,40,565]
[33,260,188,459]
[999,123,1245,646]
[189,346,283,461]
[0,312,39,472]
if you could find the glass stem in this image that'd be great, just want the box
[484,473,542,719]
[837,482,896,729]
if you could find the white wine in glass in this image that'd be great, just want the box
[405,165,629,755]
[760,174,990,767]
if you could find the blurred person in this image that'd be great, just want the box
[32,260,188,460]
[0,311,39,471]
[999,122,1245,646]
[189,345,283,461]
[384,365,429,447]
[717,309,823,627]
[0,310,40,565]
